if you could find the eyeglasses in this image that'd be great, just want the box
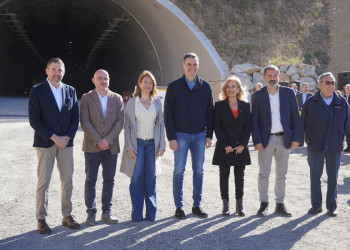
[323,81,335,85]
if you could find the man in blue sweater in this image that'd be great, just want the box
[302,72,349,217]
[164,52,214,219]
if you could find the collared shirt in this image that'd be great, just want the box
[135,96,157,140]
[320,92,333,106]
[185,76,197,91]
[47,78,63,111]
[97,90,108,119]
[268,86,283,133]
[302,93,307,104]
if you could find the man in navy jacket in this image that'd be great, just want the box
[29,58,80,234]
[252,65,301,217]
[164,52,214,219]
[302,72,349,217]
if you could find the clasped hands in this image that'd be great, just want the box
[225,145,244,155]
[51,134,70,148]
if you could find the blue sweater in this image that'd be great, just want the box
[301,91,350,153]
[164,75,214,140]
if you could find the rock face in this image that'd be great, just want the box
[231,63,260,75]
[253,72,264,85]
[280,64,289,72]
[231,62,318,92]
[235,72,254,90]
[299,64,316,77]
[280,72,291,82]
[300,77,317,91]
[286,65,298,76]
[291,73,300,81]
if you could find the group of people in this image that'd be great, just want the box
[28,54,349,235]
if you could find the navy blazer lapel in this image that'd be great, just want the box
[61,84,68,112]
[262,87,271,122]
[43,80,60,112]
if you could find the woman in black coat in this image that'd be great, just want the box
[212,75,251,216]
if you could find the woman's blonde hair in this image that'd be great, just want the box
[133,70,158,98]
[219,75,248,102]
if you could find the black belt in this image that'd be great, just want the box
[270,132,283,136]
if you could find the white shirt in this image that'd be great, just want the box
[97,91,108,119]
[47,78,63,111]
[268,87,283,133]
[135,96,157,140]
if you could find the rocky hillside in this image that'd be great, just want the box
[171,0,329,74]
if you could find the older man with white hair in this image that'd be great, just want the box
[302,72,349,217]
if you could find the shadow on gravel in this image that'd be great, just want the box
[0,212,334,249]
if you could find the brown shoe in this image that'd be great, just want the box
[38,219,52,234]
[62,215,80,229]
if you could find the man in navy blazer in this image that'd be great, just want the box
[251,65,301,217]
[29,58,80,234]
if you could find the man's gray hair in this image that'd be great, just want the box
[263,65,280,75]
[301,82,309,87]
[318,72,335,83]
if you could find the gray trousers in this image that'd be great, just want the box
[258,135,290,203]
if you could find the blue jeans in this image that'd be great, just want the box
[84,150,117,214]
[130,139,156,222]
[173,132,206,208]
[307,151,340,211]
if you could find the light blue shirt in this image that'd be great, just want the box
[320,92,333,106]
[185,76,197,91]
[302,93,307,104]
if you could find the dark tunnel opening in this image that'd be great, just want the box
[0,0,160,97]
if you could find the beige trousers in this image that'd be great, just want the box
[258,135,290,204]
[35,145,74,220]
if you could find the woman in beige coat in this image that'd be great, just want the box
[120,70,166,222]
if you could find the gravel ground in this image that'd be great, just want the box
[0,98,350,249]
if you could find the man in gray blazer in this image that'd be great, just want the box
[80,69,124,226]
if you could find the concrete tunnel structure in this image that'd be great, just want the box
[0,0,230,98]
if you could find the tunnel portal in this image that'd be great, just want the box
[0,0,229,97]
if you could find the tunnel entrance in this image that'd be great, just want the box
[0,0,230,98]
[0,0,160,97]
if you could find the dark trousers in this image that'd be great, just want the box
[84,150,117,214]
[219,165,245,200]
[307,151,340,211]
[346,130,350,148]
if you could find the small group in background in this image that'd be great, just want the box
[296,83,313,147]
[343,84,350,152]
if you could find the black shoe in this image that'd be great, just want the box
[175,207,186,219]
[192,206,208,218]
[298,144,304,147]
[275,203,292,217]
[222,199,230,216]
[343,147,350,152]
[327,209,337,217]
[236,199,245,217]
[257,202,268,217]
[308,207,322,215]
